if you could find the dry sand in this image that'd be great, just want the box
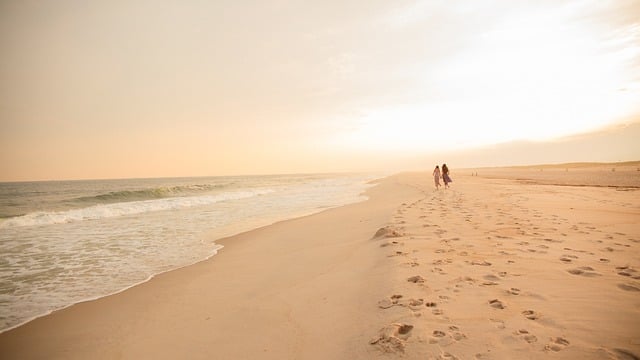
[1,165,639,359]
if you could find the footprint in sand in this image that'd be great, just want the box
[617,283,640,292]
[437,352,459,360]
[471,260,492,266]
[432,330,447,338]
[567,266,601,277]
[388,251,409,257]
[474,352,493,359]
[456,276,478,285]
[406,298,425,310]
[432,308,444,316]
[378,294,404,309]
[613,242,631,248]
[514,329,538,343]
[448,325,467,341]
[483,274,501,281]
[482,274,500,286]
[380,240,402,248]
[407,275,425,283]
[559,254,578,263]
[522,310,539,320]
[544,337,570,352]
[377,297,426,311]
[373,226,405,239]
[402,261,420,267]
[370,323,414,353]
[616,266,640,279]
[429,327,467,345]
[433,259,453,265]
[507,287,521,295]
[432,267,447,275]
[489,299,506,309]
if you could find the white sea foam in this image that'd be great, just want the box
[0,189,274,228]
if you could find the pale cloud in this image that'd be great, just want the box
[326,0,640,153]
[0,0,638,180]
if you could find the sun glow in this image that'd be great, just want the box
[332,5,640,153]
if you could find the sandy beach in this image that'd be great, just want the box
[1,165,639,359]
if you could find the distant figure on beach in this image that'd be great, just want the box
[442,164,452,189]
[433,165,441,189]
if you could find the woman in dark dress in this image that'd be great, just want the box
[442,164,452,189]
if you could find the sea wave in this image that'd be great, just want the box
[0,189,273,228]
[74,183,231,203]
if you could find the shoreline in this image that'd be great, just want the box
[1,170,638,359]
[0,243,225,336]
[0,172,422,358]
[0,178,376,335]
[0,174,378,335]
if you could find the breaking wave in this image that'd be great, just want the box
[0,189,273,228]
[74,183,230,203]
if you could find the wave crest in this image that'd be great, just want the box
[0,189,273,228]
[75,183,228,203]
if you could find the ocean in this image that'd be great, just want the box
[0,173,379,332]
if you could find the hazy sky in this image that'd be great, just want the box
[1,0,639,181]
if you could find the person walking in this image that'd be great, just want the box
[442,163,452,189]
[433,165,441,189]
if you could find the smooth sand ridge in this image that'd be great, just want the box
[1,170,639,359]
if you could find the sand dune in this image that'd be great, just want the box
[466,161,640,188]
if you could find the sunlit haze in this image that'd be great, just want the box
[1,0,639,181]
